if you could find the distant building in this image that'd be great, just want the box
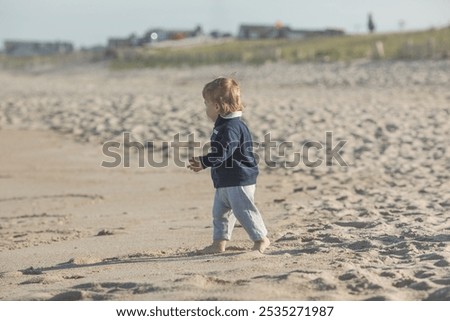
[80,45,106,53]
[210,31,232,38]
[238,25,282,39]
[238,24,344,40]
[4,40,74,57]
[139,25,204,46]
[107,26,204,48]
[210,30,233,39]
[107,34,139,49]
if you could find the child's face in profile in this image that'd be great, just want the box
[204,98,220,122]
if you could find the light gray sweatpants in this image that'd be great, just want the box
[212,184,267,242]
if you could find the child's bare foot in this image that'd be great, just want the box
[252,237,270,253]
[197,240,227,254]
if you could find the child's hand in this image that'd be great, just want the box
[188,157,204,172]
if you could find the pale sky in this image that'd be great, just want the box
[1,0,449,48]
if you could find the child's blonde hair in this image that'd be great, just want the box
[202,77,244,115]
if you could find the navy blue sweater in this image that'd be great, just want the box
[199,114,259,188]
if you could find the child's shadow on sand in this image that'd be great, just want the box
[19,247,260,276]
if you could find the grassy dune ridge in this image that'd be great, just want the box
[113,27,450,68]
[1,27,449,70]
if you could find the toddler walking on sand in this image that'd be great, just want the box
[188,77,270,254]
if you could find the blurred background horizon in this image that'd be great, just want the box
[1,0,450,49]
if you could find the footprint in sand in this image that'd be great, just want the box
[335,221,379,229]
[364,296,388,301]
[50,282,161,300]
[424,287,450,301]
[50,291,85,301]
[309,277,337,291]
[418,253,444,261]
[19,275,62,285]
[345,240,374,252]
[338,270,382,294]
[431,278,450,286]
[414,270,436,279]
[174,274,232,289]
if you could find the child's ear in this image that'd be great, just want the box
[215,103,220,111]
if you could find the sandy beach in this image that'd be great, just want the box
[0,60,449,300]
